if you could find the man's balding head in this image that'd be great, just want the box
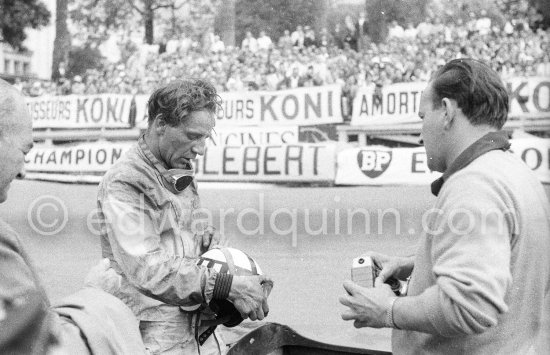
[0,79,33,203]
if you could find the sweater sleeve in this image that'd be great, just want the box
[395,172,513,336]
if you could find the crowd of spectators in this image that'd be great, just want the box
[17,6,550,105]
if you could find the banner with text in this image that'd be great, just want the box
[508,138,550,183]
[135,85,343,128]
[350,82,426,126]
[208,126,299,146]
[25,142,133,173]
[351,77,550,126]
[132,115,299,145]
[26,94,133,129]
[506,77,550,120]
[335,138,550,185]
[134,94,148,129]
[194,143,336,181]
[25,142,336,182]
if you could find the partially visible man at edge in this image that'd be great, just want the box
[0,79,147,354]
[90,78,273,354]
[339,58,550,354]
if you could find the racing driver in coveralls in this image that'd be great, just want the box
[88,79,273,354]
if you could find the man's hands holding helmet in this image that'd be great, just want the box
[197,226,227,254]
[228,275,273,321]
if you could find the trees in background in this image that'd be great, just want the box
[530,0,550,28]
[66,45,104,78]
[47,0,548,80]
[63,0,217,78]
[233,0,327,45]
[69,0,135,46]
[214,0,235,47]
[127,0,182,44]
[52,0,70,81]
[363,0,429,43]
[69,0,217,46]
[0,0,50,50]
[229,0,428,45]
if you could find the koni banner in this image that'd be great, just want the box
[506,77,550,120]
[27,94,134,128]
[134,85,343,128]
[25,77,546,129]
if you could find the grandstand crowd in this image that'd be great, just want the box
[16,3,550,105]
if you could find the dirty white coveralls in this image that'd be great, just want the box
[92,140,226,355]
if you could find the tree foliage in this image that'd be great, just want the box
[0,0,51,50]
[69,0,217,45]
[214,0,235,46]
[231,0,429,44]
[52,0,70,81]
[69,0,134,45]
[530,0,550,28]
[67,45,104,77]
[363,0,429,43]
[233,0,327,44]
[126,0,183,44]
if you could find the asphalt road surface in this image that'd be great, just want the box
[1,180,549,352]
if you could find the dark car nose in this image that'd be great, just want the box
[16,167,26,180]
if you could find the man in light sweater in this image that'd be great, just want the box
[339,58,550,354]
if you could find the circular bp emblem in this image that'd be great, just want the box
[357,150,392,178]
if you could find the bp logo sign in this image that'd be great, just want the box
[357,150,392,178]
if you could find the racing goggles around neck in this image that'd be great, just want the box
[163,168,194,192]
[138,135,195,193]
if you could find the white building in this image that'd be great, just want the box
[0,43,33,79]
[0,0,56,80]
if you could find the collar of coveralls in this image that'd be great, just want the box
[137,134,195,193]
